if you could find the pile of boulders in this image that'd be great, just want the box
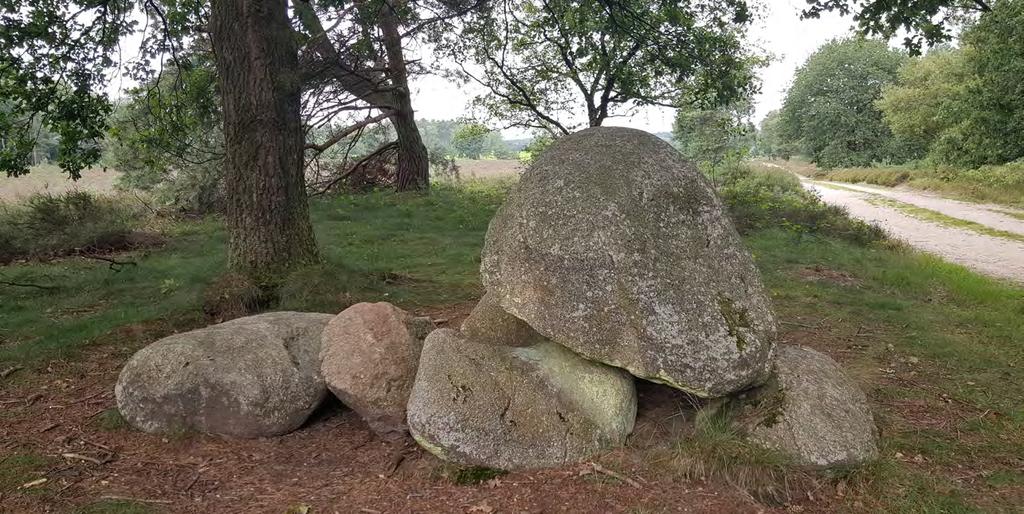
[115,127,877,472]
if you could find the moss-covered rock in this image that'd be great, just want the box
[407,328,636,470]
[746,345,878,467]
[480,127,777,397]
[115,312,332,438]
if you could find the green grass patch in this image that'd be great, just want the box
[661,404,798,504]
[990,208,1024,221]
[92,408,129,431]
[0,452,52,493]
[750,228,1024,509]
[0,181,509,367]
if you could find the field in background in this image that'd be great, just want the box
[0,166,122,203]
[455,159,522,180]
[0,162,518,204]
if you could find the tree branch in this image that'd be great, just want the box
[305,111,391,153]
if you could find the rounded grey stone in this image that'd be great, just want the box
[115,311,332,438]
[481,127,777,397]
[748,345,879,467]
[407,328,636,470]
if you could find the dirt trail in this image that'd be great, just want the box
[796,175,1024,284]
[813,180,1024,235]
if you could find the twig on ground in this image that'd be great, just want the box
[780,320,818,329]
[19,478,48,489]
[99,495,173,505]
[61,453,106,465]
[183,471,201,492]
[39,422,61,433]
[0,279,58,290]
[584,462,641,488]
[79,438,114,452]
[0,365,24,378]
[80,255,137,272]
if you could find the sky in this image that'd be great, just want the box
[407,0,858,137]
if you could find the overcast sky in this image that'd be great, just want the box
[408,0,857,137]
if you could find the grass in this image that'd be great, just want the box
[992,208,1024,221]
[749,228,1023,511]
[0,180,510,366]
[1,173,1022,510]
[0,452,52,493]
[657,405,799,504]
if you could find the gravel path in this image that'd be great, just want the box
[801,177,1024,284]
[812,180,1024,236]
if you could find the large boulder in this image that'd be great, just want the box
[115,312,332,438]
[319,302,432,436]
[460,291,542,347]
[407,328,636,470]
[746,345,879,467]
[481,126,777,397]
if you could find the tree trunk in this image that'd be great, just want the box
[379,1,429,191]
[209,0,319,279]
[392,106,429,191]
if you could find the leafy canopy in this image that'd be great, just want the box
[673,101,754,182]
[779,38,907,168]
[0,1,136,178]
[876,0,1024,167]
[802,0,992,54]
[440,0,761,135]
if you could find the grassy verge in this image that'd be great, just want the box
[779,158,1024,210]
[1,172,1021,510]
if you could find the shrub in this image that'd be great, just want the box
[0,191,149,263]
[720,164,887,245]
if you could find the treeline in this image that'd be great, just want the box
[758,0,1023,170]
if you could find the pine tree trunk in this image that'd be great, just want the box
[378,2,429,191]
[392,106,429,191]
[209,0,319,279]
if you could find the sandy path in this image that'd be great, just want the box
[812,180,1024,236]
[803,179,1024,284]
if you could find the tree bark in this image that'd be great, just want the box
[209,0,319,278]
[378,1,429,191]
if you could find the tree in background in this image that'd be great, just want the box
[802,0,992,54]
[451,123,492,159]
[950,0,1024,166]
[876,48,968,163]
[440,0,760,136]
[673,102,754,186]
[753,110,794,160]
[0,0,322,280]
[779,38,907,169]
[875,1,1024,168]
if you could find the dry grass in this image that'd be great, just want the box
[0,165,121,202]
